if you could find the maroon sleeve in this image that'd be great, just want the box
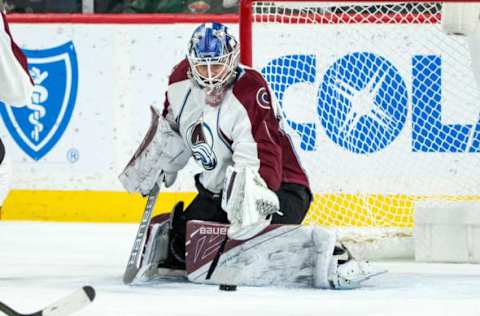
[232,69,283,191]
[1,13,32,85]
[162,58,189,119]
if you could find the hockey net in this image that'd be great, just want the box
[240,1,480,258]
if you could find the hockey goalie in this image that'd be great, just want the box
[119,22,385,289]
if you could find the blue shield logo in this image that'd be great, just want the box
[0,42,78,160]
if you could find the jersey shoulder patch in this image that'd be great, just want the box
[232,68,273,113]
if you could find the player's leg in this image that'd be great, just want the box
[170,175,228,265]
[132,202,184,281]
[142,175,228,274]
[142,194,226,278]
[272,183,312,224]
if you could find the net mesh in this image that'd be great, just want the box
[253,2,441,24]
[249,1,480,228]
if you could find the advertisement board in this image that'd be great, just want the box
[2,18,479,223]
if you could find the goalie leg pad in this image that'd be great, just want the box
[312,227,337,289]
[135,202,186,282]
[134,213,171,282]
[186,222,386,289]
[138,220,170,281]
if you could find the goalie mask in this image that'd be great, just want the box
[187,23,240,105]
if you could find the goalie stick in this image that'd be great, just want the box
[123,176,162,285]
[0,286,95,316]
[205,235,228,280]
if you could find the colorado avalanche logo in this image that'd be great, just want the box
[187,121,217,170]
[256,87,271,110]
[0,42,78,160]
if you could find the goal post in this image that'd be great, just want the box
[239,0,480,250]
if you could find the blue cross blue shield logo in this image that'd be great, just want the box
[0,41,78,161]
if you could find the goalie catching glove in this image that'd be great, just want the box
[119,107,191,195]
[221,166,282,240]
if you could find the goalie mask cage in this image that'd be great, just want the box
[239,0,480,258]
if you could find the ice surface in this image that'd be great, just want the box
[1,221,480,316]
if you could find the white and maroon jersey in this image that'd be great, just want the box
[0,12,33,106]
[162,59,310,194]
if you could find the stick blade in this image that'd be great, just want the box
[0,301,20,316]
[123,266,140,285]
[40,286,95,316]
